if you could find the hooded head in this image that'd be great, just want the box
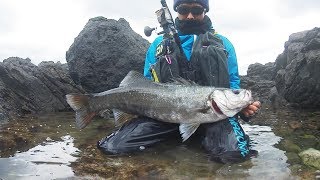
[173,0,209,12]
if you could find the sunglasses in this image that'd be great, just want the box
[177,5,205,16]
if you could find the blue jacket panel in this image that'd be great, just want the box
[144,33,240,89]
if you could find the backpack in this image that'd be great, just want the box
[151,31,230,88]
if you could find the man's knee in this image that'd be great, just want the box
[97,131,132,155]
[201,119,252,162]
[97,117,179,155]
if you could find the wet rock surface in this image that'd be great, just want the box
[71,144,167,179]
[0,114,75,157]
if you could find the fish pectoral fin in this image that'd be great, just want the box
[179,123,200,142]
[113,109,137,127]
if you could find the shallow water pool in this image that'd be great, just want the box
[0,109,318,179]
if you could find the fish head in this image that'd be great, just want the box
[209,89,253,117]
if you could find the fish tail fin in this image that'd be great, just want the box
[66,93,96,129]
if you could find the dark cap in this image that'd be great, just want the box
[173,0,209,12]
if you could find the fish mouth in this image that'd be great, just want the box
[211,100,223,115]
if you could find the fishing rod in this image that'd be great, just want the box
[144,0,185,56]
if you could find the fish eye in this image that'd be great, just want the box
[232,89,240,94]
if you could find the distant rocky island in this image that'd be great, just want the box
[0,16,319,122]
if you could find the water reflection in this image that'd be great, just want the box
[243,124,293,179]
[183,124,295,179]
[0,111,317,179]
[0,135,79,180]
[126,123,296,179]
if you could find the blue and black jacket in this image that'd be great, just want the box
[143,33,240,89]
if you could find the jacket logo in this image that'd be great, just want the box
[156,44,164,57]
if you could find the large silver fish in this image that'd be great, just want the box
[66,71,253,141]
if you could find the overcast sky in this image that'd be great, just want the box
[0,0,319,75]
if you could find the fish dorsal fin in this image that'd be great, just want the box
[179,123,200,142]
[113,109,137,127]
[168,77,198,86]
[119,70,151,87]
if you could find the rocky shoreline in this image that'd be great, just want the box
[0,17,319,174]
[66,22,320,110]
[1,18,319,121]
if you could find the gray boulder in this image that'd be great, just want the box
[0,57,84,121]
[241,62,287,107]
[247,62,276,81]
[66,17,150,93]
[244,27,320,108]
[275,27,320,108]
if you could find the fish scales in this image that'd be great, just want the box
[66,70,253,141]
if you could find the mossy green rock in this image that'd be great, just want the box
[286,152,301,164]
[279,139,302,153]
[298,148,320,169]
